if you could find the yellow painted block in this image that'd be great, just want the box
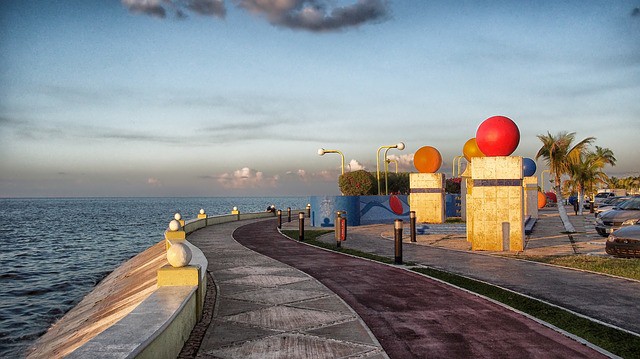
[165,230,186,240]
[231,210,240,215]
[410,173,445,224]
[468,157,524,252]
[157,265,201,287]
[197,214,207,219]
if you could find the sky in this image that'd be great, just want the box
[1,0,639,197]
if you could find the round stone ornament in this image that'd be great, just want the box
[167,242,192,267]
[199,208,205,214]
[174,213,182,221]
[169,219,181,231]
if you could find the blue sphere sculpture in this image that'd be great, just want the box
[523,158,537,177]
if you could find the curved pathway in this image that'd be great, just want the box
[233,219,607,358]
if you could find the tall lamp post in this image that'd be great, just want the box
[377,142,405,195]
[540,169,551,193]
[318,148,345,175]
[386,158,399,173]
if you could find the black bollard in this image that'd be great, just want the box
[410,211,416,243]
[287,207,291,222]
[335,211,342,248]
[306,204,311,218]
[341,211,347,241]
[394,219,403,264]
[298,212,305,241]
[277,210,282,229]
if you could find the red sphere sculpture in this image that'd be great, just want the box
[413,146,442,173]
[475,116,520,156]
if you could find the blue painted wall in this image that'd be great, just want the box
[310,195,410,227]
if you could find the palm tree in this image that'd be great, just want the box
[569,150,613,215]
[536,132,594,232]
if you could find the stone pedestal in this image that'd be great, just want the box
[409,173,445,224]
[467,157,524,251]
[523,176,539,219]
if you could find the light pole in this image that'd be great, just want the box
[452,155,462,177]
[386,158,399,173]
[317,148,345,175]
[377,142,404,195]
[540,169,551,192]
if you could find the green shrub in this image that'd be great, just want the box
[386,172,410,194]
[339,170,376,196]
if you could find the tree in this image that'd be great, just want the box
[338,170,376,196]
[568,149,614,215]
[536,132,594,232]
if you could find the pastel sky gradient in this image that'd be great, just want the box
[1,1,639,197]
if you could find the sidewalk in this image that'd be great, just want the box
[190,218,611,358]
[303,206,640,336]
[186,220,387,359]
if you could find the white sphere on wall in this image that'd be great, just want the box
[169,219,181,231]
[174,213,182,221]
[167,242,192,267]
[199,208,205,214]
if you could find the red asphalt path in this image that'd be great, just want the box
[233,220,606,359]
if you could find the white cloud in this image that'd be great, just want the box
[348,159,366,171]
[217,167,278,189]
[387,153,414,171]
[147,177,162,186]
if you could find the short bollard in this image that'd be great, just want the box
[394,219,403,264]
[306,203,311,218]
[410,211,416,243]
[335,211,342,248]
[277,210,282,229]
[287,207,291,222]
[298,212,305,241]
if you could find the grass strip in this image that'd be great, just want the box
[281,230,415,266]
[282,230,640,358]
[411,267,640,358]
[514,255,640,281]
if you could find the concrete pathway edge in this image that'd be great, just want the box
[279,229,623,358]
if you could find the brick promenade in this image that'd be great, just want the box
[187,215,617,358]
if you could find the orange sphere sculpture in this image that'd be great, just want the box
[462,138,485,162]
[537,191,547,209]
[413,146,442,173]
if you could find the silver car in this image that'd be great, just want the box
[594,196,632,217]
[595,196,640,237]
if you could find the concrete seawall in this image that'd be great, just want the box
[27,210,288,358]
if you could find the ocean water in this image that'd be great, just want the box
[0,197,308,358]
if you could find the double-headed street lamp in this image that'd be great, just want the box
[317,148,345,175]
[376,142,404,195]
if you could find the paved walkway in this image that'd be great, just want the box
[187,220,387,359]
[304,207,640,336]
[189,218,611,358]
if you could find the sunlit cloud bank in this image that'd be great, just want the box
[216,167,278,189]
[386,153,414,172]
[121,0,390,31]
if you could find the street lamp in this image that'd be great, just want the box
[317,148,345,175]
[386,158,399,173]
[540,169,551,192]
[376,142,404,195]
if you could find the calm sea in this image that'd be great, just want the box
[0,197,308,358]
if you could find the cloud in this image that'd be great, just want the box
[122,0,226,19]
[216,167,278,189]
[122,0,390,31]
[237,0,390,32]
[348,159,365,171]
[386,153,414,171]
[147,177,162,186]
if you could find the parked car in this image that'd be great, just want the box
[594,196,633,217]
[595,196,640,237]
[606,224,640,258]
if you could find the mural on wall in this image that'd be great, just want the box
[309,195,409,227]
